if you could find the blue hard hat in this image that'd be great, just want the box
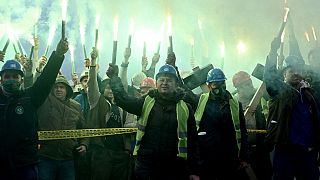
[206,68,227,83]
[156,64,178,81]
[0,60,24,77]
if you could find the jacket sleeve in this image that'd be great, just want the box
[120,64,129,92]
[238,102,249,162]
[187,104,200,176]
[33,71,42,83]
[97,73,103,93]
[29,51,64,108]
[23,74,34,88]
[88,66,100,110]
[110,76,144,116]
[263,52,285,98]
[144,67,155,79]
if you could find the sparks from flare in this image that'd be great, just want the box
[95,15,100,29]
[61,0,68,21]
[167,14,172,36]
[198,19,203,30]
[47,25,56,46]
[312,27,317,41]
[281,29,286,43]
[79,22,85,46]
[129,18,134,35]
[220,41,225,58]
[305,32,310,42]
[113,16,119,40]
[283,7,290,22]
[69,44,74,62]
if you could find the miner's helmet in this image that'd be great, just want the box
[131,72,147,89]
[0,60,24,77]
[80,70,89,82]
[206,68,227,84]
[140,77,156,89]
[156,64,179,82]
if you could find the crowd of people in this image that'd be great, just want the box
[0,15,320,180]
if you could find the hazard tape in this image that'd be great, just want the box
[38,128,267,140]
[38,128,138,140]
[237,129,267,134]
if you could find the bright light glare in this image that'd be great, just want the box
[237,41,247,54]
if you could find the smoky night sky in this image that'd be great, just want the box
[0,0,319,89]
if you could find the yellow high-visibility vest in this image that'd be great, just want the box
[133,95,189,159]
[194,92,241,148]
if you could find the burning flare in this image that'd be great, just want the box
[113,16,119,41]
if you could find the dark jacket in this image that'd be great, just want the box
[198,91,249,163]
[0,51,64,169]
[37,94,88,160]
[264,52,320,148]
[109,76,199,175]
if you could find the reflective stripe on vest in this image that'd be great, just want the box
[133,95,189,159]
[194,92,241,149]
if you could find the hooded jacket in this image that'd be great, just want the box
[37,93,87,160]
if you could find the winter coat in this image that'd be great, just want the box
[37,93,88,160]
[0,51,64,169]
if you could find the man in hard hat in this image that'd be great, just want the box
[232,71,272,180]
[107,63,199,180]
[139,77,156,96]
[195,68,249,180]
[0,39,69,179]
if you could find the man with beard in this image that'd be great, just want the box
[264,37,320,180]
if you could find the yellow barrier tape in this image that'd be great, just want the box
[38,128,267,140]
[237,129,267,134]
[38,128,138,140]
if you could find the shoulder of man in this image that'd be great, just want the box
[68,98,82,111]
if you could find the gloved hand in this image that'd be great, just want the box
[106,63,119,78]
[166,52,176,67]
[56,38,69,57]
[270,37,281,53]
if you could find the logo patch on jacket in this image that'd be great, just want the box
[15,106,24,115]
